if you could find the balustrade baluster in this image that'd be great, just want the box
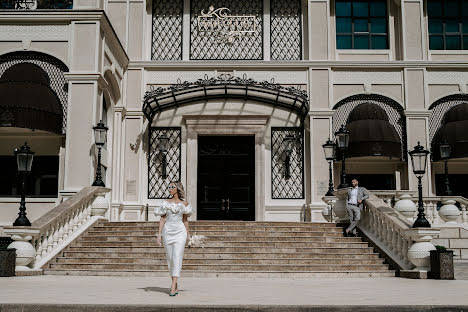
[380,218,388,243]
[386,222,393,249]
[72,210,79,231]
[395,230,402,258]
[52,221,60,248]
[46,226,55,253]
[57,218,65,244]
[62,214,70,239]
[391,226,398,252]
[461,204,467,224]
[426,202,434,224]
[35,234,43,262]
[402,239,410,266]
[372,212,378,237]
[432,201,440,225]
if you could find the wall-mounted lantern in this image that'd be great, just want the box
[282,135,296,179]
[158,133,169,179]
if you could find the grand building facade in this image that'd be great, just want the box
[1,0,468,227]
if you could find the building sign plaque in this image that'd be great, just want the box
[197,6,256,43]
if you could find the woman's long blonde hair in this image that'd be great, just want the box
[170,181,185,200]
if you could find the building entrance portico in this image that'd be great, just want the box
[185,115,268,221]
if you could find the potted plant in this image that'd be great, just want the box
[429,245,454,280]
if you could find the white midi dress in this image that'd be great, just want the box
[154,201,192,277]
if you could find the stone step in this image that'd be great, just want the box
[55,257,385,265]
[79,235,359,243]
[72,241,368,248]
[92,226,342,232]
[85,230,345,237]
[62,251,382,259]
[49,263,390,271]
[67,246,375,253]
[43,269,396,278]
[102,221,337,227]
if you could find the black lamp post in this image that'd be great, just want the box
[335,124,350,189]
[282,135,296,180]
[439,140,452,196]
[13,142,34,226]
[322,138,336,196]
[408,142,431,228]
[92,120,108,187]
[158,133,169,179]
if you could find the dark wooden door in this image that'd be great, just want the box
[197,136,255,220]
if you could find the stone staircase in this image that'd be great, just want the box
[43,221,395,277]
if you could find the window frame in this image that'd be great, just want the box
[335,0,390,50]
[427,0,468,50]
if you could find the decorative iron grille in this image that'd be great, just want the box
[190,0,263,60]
[148,127,181,199]
[332,94,407,159]
[143,74,310,124]
[429,94,468,142]
[0,51,69,134]
[0,0,73,9]
[270,0,302,60]
[271,127,304,199]
[151,0,183,60]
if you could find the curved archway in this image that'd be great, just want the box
[429,94,468,143]
[0,51,69,133]
[0,62,63,134]
[333,94,407,159]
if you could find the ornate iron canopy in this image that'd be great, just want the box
[142,74,309,123]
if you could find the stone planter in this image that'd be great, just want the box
[429,250,454,280]
[438,200,461,223]
[0,247,16,277]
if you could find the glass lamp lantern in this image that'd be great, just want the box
[322,139,336,161]
[334,124,350,149]
[408,142,430,177]
[15,142,34,173]
[158,134,169,153]
[439,141,451,160]
[93,120,108,146]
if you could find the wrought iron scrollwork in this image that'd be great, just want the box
[143,74,310,124]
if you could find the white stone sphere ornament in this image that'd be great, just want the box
[394,194,417,219]
[8,234,36,270]
[438,200,461,223]
[408,240,436,271]
[91,196,109,217]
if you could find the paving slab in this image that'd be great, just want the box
[0,275,467,311]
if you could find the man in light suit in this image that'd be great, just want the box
[345,178,369,237]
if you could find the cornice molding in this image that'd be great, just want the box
[129,61,468,70]
[0,10,129,69]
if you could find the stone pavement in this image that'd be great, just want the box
[0,275,468,311]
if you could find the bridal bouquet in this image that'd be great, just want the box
[188,234,207,248]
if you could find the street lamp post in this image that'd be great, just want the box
[322,138,336,196]
[335,124,350,189]
[439,140,452,196]
[408,142,431,228]
[13,142,34,226]
[92,120,108,187]
[158,133,169,179]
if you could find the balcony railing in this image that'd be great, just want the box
[0,0,73,10]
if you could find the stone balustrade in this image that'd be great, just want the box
[3,186,110,273]
[323,189,440,276]
[372,191,468,226]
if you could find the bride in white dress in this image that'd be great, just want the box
[155,181,192,296]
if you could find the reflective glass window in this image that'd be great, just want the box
[427,0,468,50]
[335,0,388,49]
